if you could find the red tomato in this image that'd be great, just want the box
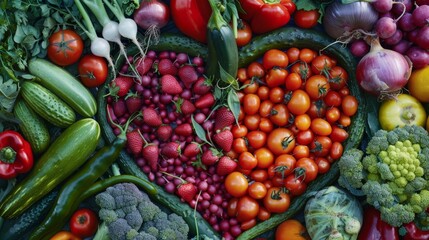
[269,87,286,103]
[294,114,311,131]
[236,195,260,222]
[324,91,342,107]
[262,49,289,70]
[69,208,99,238]
[244,114,261,131]
[78,54,108,88]
[295,129,315,145]
[325,107,341,123]
[227,198,239,217]
[310,136,332,157]
[292,145,310,159]
[305,75,330,100]
[250,169,269,182]
[170,0,211,43]
[248,182,268,199]
[295,157,318,183]
[47,29,83,66]
[330,126,349,143]
[270,103,290,127]
[263,187,291,213]
[233,137,249,154]
[225,172,249,197]
[293,9,320,29]
[259,117,275,133]
[258,206,272,221]
[266,67,289,88]
[330,142,344,160]
[243,94,261,115]
[247,130,267,149]
[310,118,332,136]
[257,86,271,100]
[315,157,331,174]
[267,128,296,155]
[284,174,307,196]
[237,68,248,82]
[285,72,303,91]
[299,48,317,64]
[254,147,275,168]
[274,154,297,177]
[236,20,253,47]
[307,100,327,119]
[328,65,348,90]
[247,62,266,78]
[232,125,248,138]
[287,90,311,115]
[50,231,81,240]
[341,95,359,117]
[239,151,258,170]
[311,55,334,75]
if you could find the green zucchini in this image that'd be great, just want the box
[0,118,100,219]
[20,81,76,128]
[13,98,50,154]
[0,190,58,240]
[96,34,220,239]
[206,0,239,81]
[28,58,97,117]
[236,27,366,239]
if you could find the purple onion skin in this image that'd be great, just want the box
[356,39,412,96]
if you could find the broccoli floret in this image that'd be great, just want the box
[361,181,396,209]
[409,190,429,213]
[377,162,394,181]
[380,204,415,227]
[338,149,365,190]
[94,182,189,240]
[362,155,378,173]
[404,177,427,194]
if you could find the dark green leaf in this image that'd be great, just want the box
[364,93,381,139]
[227,89,240,125]
[214,86,222,100]
[191,115,212,146]
[219,63,239,89]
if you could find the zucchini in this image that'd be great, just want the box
[0,190,58,240]
[13,98,50,154]
[236,27,366,239]
[96,34,220,239]
[28,58,97,117]
[20,81,76,128]
[0,118,100,219]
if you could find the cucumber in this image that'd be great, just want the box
[13,98,50,154]
[236,27,366,239]
[0,118,100,219]
[0,190,58,240]
[20,81,76,128]
[28,58,97,117]
[97,34,219,239]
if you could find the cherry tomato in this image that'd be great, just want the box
[307,100,326,119]
[69,208,99,238]
[285,72,303,91]
[263,187,291,213]
[295,157,318,183]
[254,147,275,168]
[247,130,267,149]
[243,79,260,94]
[284,174,307,196]
[325,107,341,123]
[338,114,351,127]
[233,137,249,154]
[305,75,330,99]
[248,182,268,199]
[311,55,334,75]
[250,169,269,182]
[330,126,349,143]
[47,29,83,66]
[287,90,311,115]
[244,114,261,131]
[239,151,258,170]
[294,114,311,131]
[315,157,331,174]
[310,136,332,157]
[237,68,248,83]
[328,65,348,90]
[225,171,249,197]
[270,103,290,127]
[267,128,296,155]
[266,67,289,88]
[227,198,239,217]
[274,154,297,178]
[324,90,342,107]
[243,94,261,115]
[294,9,320,29]
[330,141,344,160]
[236,195,260,222]
[338,86,350,97]
[269,87,285,104]
[259,100,274,117]
[257,85,271,100]
[275,219,310,240]
[262,49,289,70]
[259,117,275,133]
[292,145,310,159]
[50,231,81,240]
[298,48,316,63]
[286,47,300,63]
[310,118,332,136]
[258,206,272,221]
[232,125,248,138]
[78,54,108,88]
[295,129,314,145]
[241,218,257,231]
[247,62,266,78]
[236,19,252,47]
[341,95,358,117]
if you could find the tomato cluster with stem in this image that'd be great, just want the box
[224,47,358,231]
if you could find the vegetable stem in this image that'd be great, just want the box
[82,0,111,26]
[102,0,125,21]
[74,0,97,40]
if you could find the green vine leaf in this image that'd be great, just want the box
[191,115,212,146]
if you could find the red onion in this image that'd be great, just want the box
[356,38,412,97]
[133,0,170,30]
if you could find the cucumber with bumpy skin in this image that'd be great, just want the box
[236,27,366,240]
[13,98,50,154]
[20,81,76,128]
[28,58,97,117]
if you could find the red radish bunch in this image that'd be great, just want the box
[105,50,239,238]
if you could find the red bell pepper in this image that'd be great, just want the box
[401,222,429,240]
[0,130,33,179]
[238,0,293,34]
[358,206,399,240]
[170,0,212,43]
